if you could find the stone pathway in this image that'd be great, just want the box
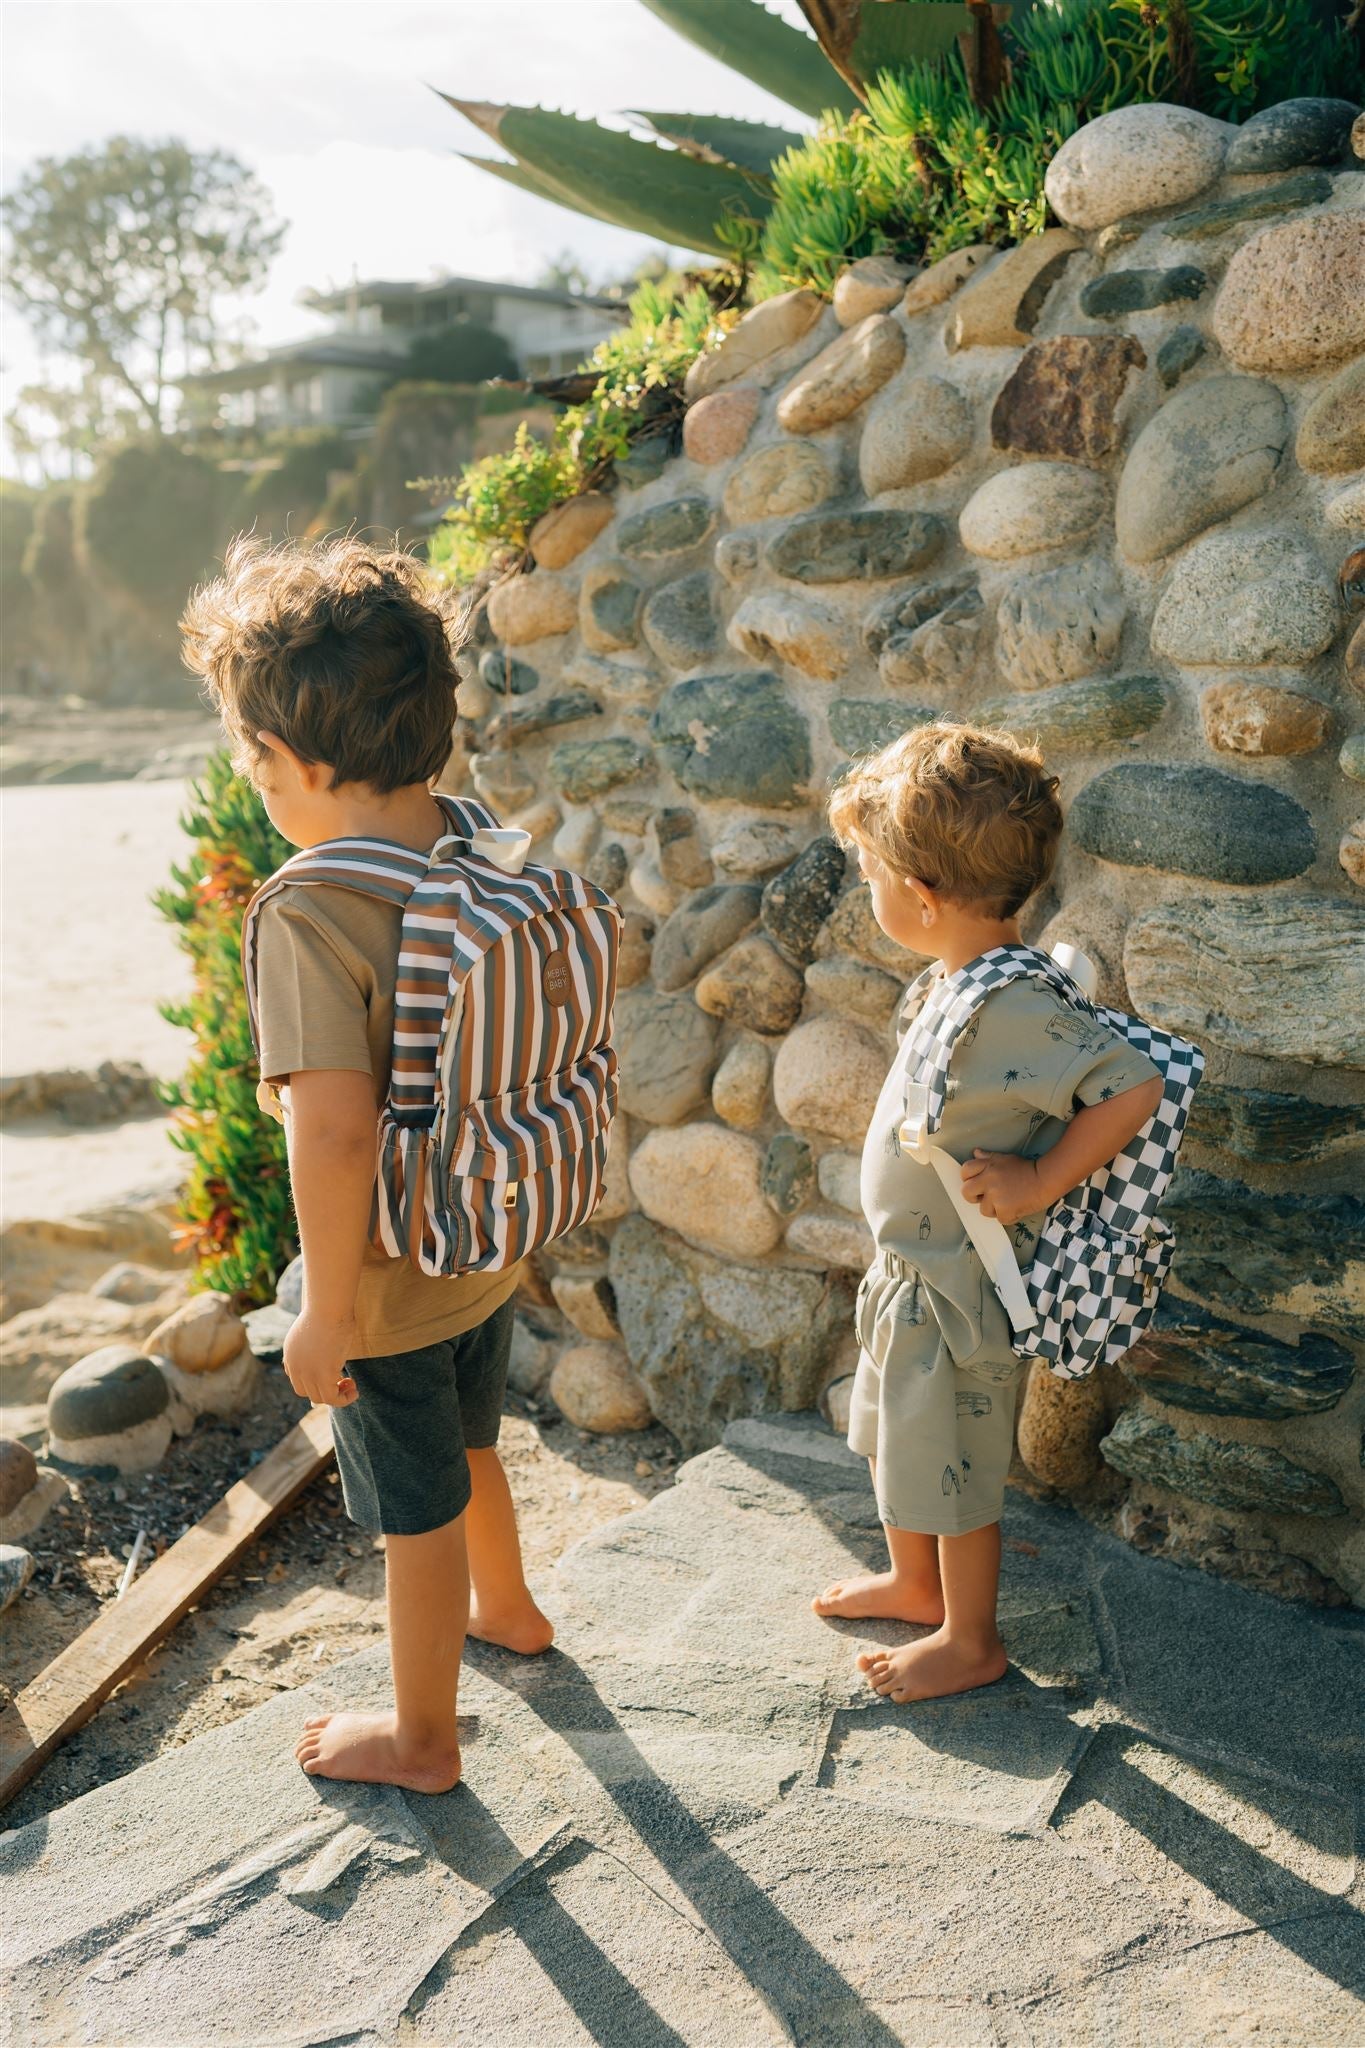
[5,1414,1362,2045]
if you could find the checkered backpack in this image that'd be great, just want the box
[898,945,1204,1380]
[243,794,622,1276]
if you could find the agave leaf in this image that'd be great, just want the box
[797,1,983,96]
[631,111,802,176]
[456,153,623,228]
[637,0,860,118]
[444,100,771,254]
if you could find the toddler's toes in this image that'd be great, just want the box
[855,1648,883,1674]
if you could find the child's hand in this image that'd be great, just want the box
[960,1150,1044,1228]
[283,1309,360,1408]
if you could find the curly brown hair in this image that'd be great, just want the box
[181,534,463,793]
[828,721,1064,918]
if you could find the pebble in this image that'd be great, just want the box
[715,531,761,585]
[859,375,973,494]
[784,1210,876,1270]
[722,442,837,525]
[650,883,762,991]
[1070,762,1315,884]
[549,1343,652,1434]
[828,698,936,756]
[761,1133,815,1217]
[651,671,811,807]
[879,590,983,692]
[902,243,992,314]
[833,254,911,326]
[651,806,712,889]
[0,1545,36,1613]
[1044,103,1230,229]
[772,1014,888,1141]
[1212,214,1365,372]
[616,494,716,562]
[641,571,719,671]
[682,386,759,465]
[711,820,803,879]
[485,573,577,645]
[1100,1408,1344,1518]
[804,956,904,1029]
[1115,374,1288,563]
[989,334,1145,462]
[1200,679,1331,757]
[1154,324,1206,389]
[1150,531,1339,667]
[479,648,539,696]
[1124,894,1365,1068]
[481,689,601,748]
[580,560,644,653]
[614,988,717,1124]
[546,737,648,804]
[960,463,1107,561]
[549,1274,621,1342]
[683,288,824,401]
[767,508,946,586]
[1340,821,1365,887]
[529,492,613,569]
[760,835,846,967]
[776,314,906,433]
[973,673,1166,750]
[995,559,1126,691]
[565,651,664,714]
[1163,169,1333,241]
[1017,1366,1108,1491]
[1079,264,1205,317]
[945,231,1078,349]
[0,1440,38,1515]
[1341,734,1365,783]
[694,933,806,1035]
[1295,358,1365,475]
[816,1150,863,1214]
[711,1036,772,1129]
[1224,97,1359,173]
[728,589,851,682]
[628,1124,781,1258]
[47,1345,173,1474]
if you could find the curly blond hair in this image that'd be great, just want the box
[181,534,463,793]
[828,721,1063,917]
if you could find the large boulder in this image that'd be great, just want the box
[1044,103,1230,229]
[47,1345,173,1474]
[772,1015,887,1141]
[628,1125,782,1260]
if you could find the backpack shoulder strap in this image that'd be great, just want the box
[907,945,1094,1140]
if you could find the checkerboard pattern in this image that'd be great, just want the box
[904,946,1205,1381]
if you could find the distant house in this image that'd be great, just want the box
[183,275,628,435]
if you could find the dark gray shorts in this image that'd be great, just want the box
[331,1297,515,1536]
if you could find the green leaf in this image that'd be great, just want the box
[456,152,622,227]
[637,0,860,118]
[849,3,976,81]
[631,111,802,176]
[443,100,771,255]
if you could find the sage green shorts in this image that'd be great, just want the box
[847,1255,1025,1537]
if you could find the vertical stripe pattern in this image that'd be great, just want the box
[242,794,622,1277]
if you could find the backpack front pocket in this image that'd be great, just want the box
[439,1052,617,1274]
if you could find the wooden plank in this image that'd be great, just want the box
[0,1406,334,1812]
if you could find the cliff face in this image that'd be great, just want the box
[449,100,1365,1605]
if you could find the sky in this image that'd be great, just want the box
[1,0,816,463]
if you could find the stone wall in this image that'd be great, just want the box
[445,99,1365,1605]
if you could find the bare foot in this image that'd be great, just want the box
[294,1711,461,1791]
[468,1598,555,1655]
[812,1570,945,1627]
[856,1630,1007,1703]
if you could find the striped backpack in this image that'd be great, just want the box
[898,944,1204,1381]
[243,794,622,1276]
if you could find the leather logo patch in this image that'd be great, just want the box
[542,949,573,1007]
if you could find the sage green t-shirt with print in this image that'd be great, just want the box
[858,973,1160,1373]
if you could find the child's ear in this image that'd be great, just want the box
[907,878,939,928]
[257,730,326,793]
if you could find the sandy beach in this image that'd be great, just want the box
[2,777,196,1217]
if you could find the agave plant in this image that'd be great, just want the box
[442,0,1008,256]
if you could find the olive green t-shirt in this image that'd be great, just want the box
[859,974,1161,1370]
[254,882,520,1358]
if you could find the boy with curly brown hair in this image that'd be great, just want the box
[814,723,1163,1704]
[182,536,551,1794]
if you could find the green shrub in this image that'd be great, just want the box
[1,480,38,662]
[22,481,81,597]
[752,0,1364,295]
[78,439,232,614]
[427,278,732,586]
[156,752,296,1303]
[242,427,356,539]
